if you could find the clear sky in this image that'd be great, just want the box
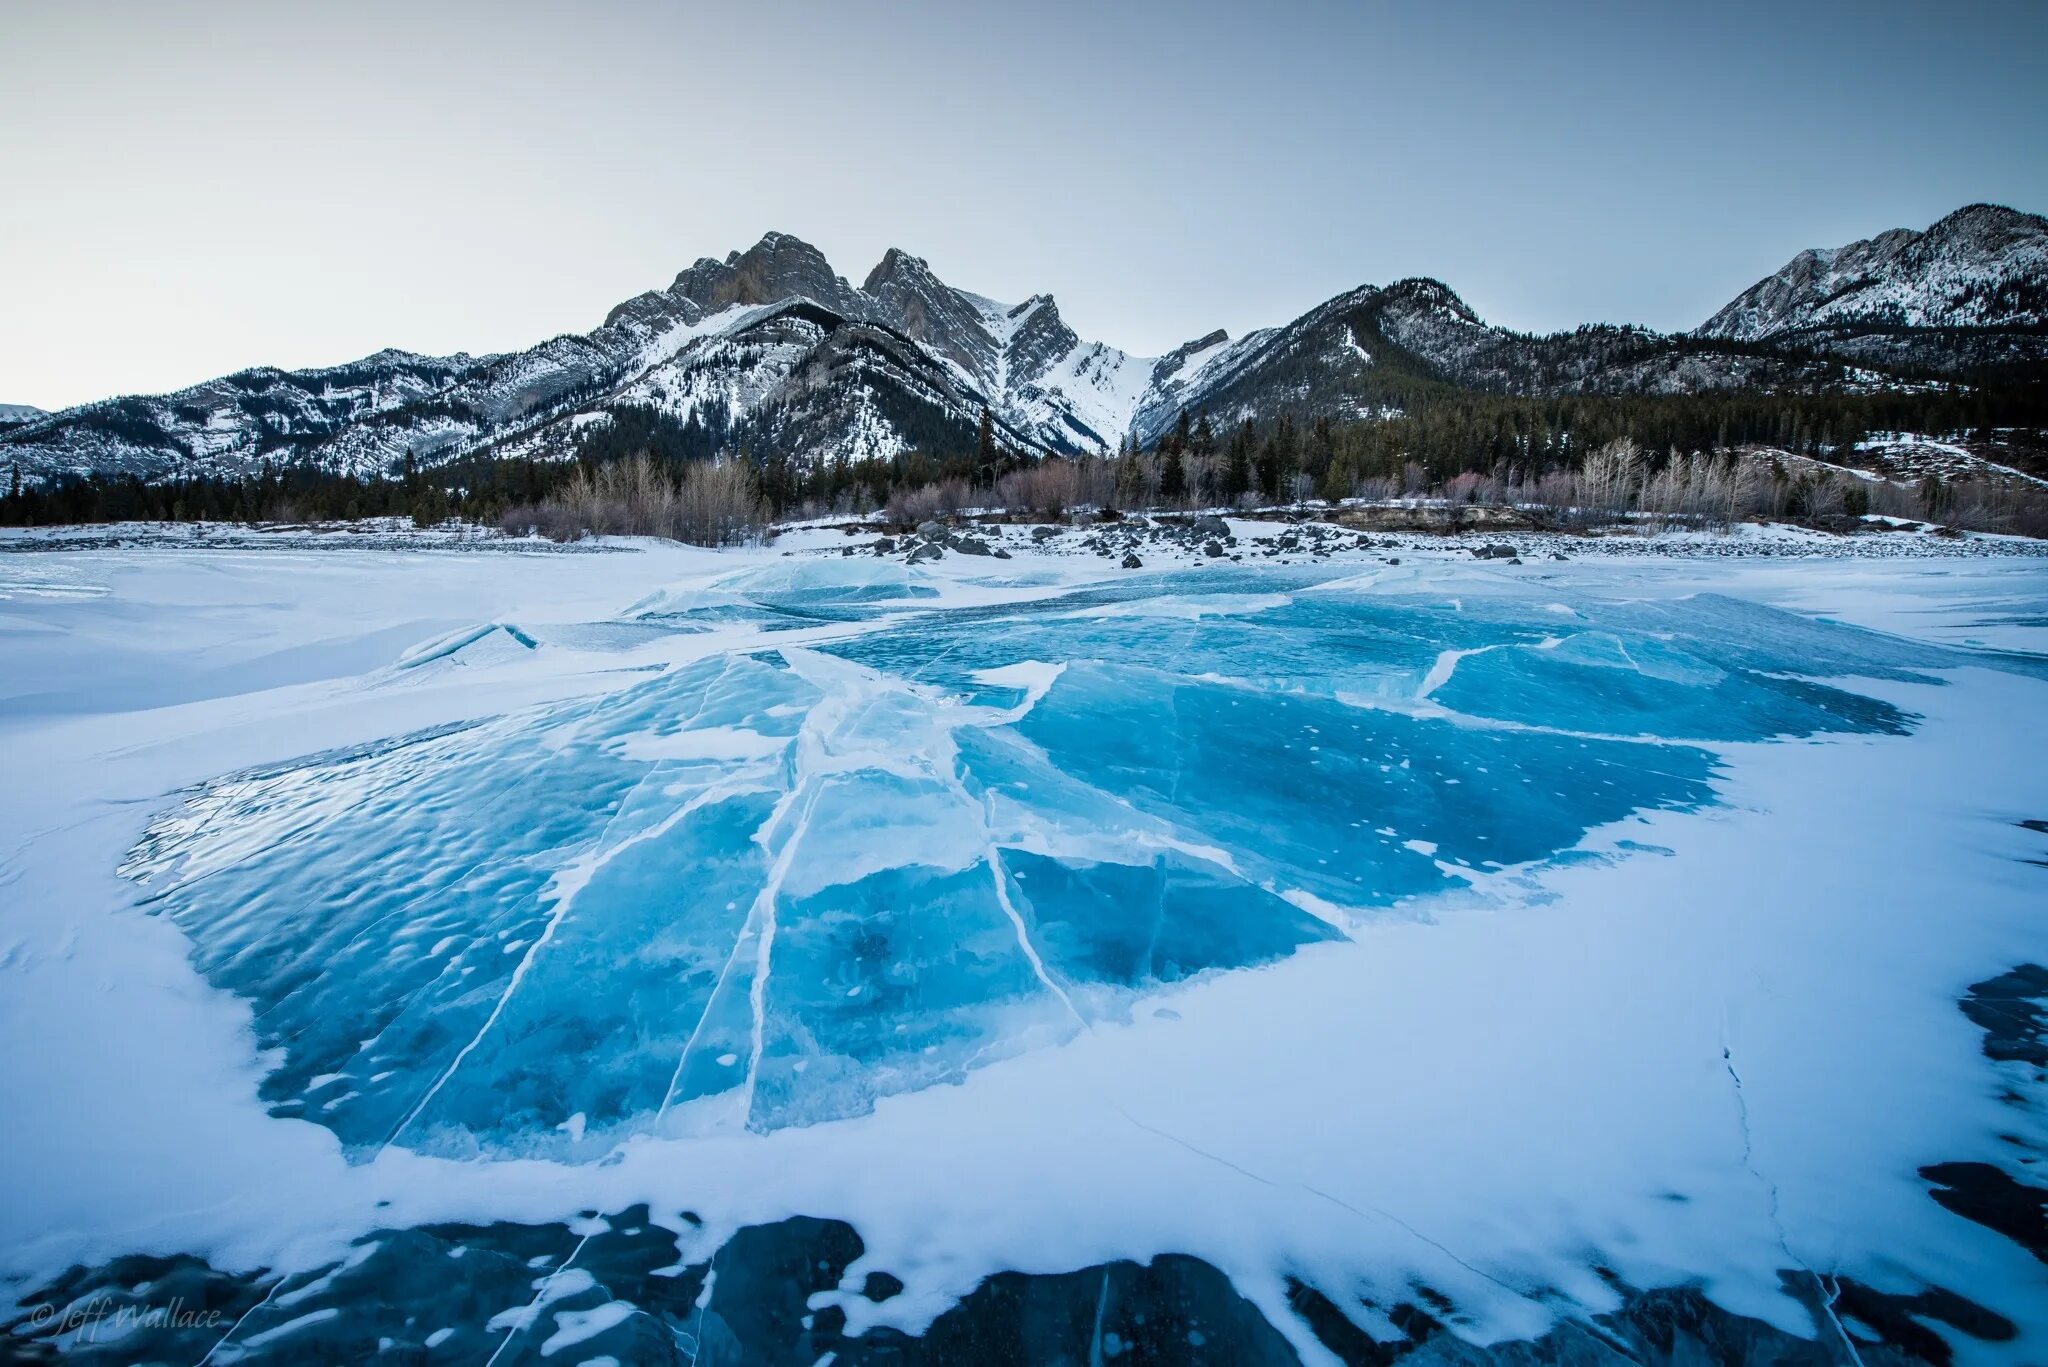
[4,0,2044,410]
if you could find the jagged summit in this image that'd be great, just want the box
[1380,277,1482,324]
[860,246,931,291]
[860,246,1006,383]
[668,231,864,316]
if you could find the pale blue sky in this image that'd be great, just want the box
[3,0,2044,409]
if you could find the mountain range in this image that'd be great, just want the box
[5,204,2043,485]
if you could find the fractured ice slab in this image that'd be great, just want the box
[625,559,940,633]
[122,569,1968,1160]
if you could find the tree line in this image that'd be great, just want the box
[5,379,2043,535]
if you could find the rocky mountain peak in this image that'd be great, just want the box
[1928,202,2044,248]
[859,248,1005,382]
[1150,330,1229,385]
[861,247,935,294]
[1003,294,1080,389]
[1379,277,1481,324]
[669,231,862,316]
[1699,203,2048,342]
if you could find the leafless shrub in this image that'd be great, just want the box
[1944,480,2048,538]
[996,461,1082,519]
[676,459,774,546]
[1577,437,1641,517]
[885,478,971,527]
[1445,470,1485,504]
[505,456,770,546]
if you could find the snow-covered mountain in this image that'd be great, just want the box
[1697,203,2048,377]
[1128,277,1871,444]
[0,403,45,425]
[6,207,2042,485]
[0,234,1162,484]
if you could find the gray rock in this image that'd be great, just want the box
[916,520,946,540]
[1203,540,1225,558]
[1192,514,1229,538]
[906,542,944,565]
[1121,552,1142,569]
[948,536,993,556]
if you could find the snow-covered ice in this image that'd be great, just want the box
[2,526,2045,1363]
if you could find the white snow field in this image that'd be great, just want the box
[1,524,2045,1364]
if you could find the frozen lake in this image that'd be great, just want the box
[2,527,2045,1363]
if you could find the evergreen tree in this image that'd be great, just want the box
[1222,420,1254,502]
[1159,448,1186,505]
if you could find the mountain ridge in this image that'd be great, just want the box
[6,206,2041,486]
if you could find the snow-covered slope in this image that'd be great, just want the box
[1698,203,2048,376]
[0,351,497,482]
[1129,277,1866,445]
[859,250,1156,451]
[0,403,45,426]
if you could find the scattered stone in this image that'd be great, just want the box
[1192,514,1229,538]
[1121,553,1142,569]
[1202,540,1225,558]
[906,543,943,565]
[861,1270,906,1303]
